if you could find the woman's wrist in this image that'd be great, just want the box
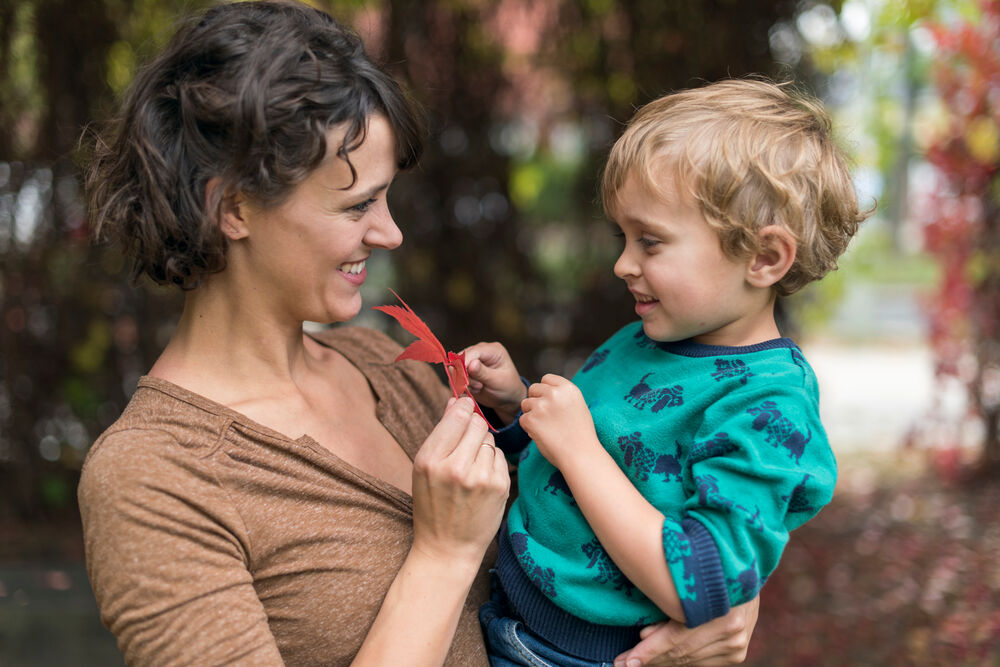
[355,539,481,665]
[409,536,487,580]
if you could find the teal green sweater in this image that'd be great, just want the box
[495,322,835,650]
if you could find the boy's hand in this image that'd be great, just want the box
[520,374,600,469]
[463,342,526,425]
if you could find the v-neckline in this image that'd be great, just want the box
[138,332,416,507]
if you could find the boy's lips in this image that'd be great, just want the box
[629,289,659,316]
[629,288,657,303]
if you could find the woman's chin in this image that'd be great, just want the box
[319,295,364,325]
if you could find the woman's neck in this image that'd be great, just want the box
[149,280,317,404]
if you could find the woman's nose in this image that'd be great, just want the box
[366,201,403,250]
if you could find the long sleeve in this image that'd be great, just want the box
[79,430,284,666]
[664,381,835,626]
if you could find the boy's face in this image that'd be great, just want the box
[609,171,775,346]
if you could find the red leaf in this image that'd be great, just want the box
[372,290,447,364]
[374,290,495,430]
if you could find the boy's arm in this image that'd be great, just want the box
[559,434,688,622]
[677,385,836,610]
[520,374,686,622]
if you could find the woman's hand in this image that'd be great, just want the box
[463,342,527,425]
[410,397,510,564]
[614,598,760,666]
[519,374,600,469]
[357,398,510,666]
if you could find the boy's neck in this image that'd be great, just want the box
[689,297,782,347]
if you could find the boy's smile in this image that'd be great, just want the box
[610,170,778,346]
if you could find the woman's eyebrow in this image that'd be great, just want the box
[323,179,392,198]
[351,181,391,199]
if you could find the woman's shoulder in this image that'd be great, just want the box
[81,380,232,485]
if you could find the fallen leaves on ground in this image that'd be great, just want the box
[748,453,1000,666]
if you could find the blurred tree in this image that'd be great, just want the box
[0,0,202,519]
[1,0,802,520]
[784,0,1000,474]
[378,0,801,380]
[922,0,1000,474]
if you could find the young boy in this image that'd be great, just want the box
[465,78,869,665]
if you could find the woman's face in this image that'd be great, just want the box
[234,114,402,325]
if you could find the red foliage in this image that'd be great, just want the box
[920,0,1000,463]
[747,470,1000,665]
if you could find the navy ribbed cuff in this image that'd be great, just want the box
[677,517,730,627]
[491,377,532,459]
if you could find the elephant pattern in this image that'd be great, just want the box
[728,562,762,602]
[510,531,557,599]
[581,538,636,597]
[617,432,684,483]
[783,474,817,514]
[624,373,684,412]
[581,348,610,372]
[543,470,576,505]
[711,358,754,385]
[689,433,738,463]
[746,400,811,463]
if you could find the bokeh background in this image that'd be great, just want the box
[2,0,999,664]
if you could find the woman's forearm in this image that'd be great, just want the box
[352,547,482,666]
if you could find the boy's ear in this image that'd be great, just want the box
[207,177,250,241]
[746,225,796,288]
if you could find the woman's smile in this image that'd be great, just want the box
[338,259,368,285]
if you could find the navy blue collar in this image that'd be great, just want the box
[653,336,799,358]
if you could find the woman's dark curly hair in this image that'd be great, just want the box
[86,0,424,289]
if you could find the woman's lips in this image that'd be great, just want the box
[338,260,367,285]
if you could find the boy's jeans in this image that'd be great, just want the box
[479,582,614,667]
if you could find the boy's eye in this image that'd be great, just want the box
[638,236,661,249]
[348,197,377,213]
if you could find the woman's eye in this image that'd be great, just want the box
[349,197,377,213]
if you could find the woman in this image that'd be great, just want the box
[79,2,758,664]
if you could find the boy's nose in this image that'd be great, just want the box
[613,249,638,279]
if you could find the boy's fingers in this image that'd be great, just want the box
[464,343,504,368]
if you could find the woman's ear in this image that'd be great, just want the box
[207,177,250,241]
[746,225,796,288]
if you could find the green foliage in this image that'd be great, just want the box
[0,3,43,157]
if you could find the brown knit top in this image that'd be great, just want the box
[78,326,493,666]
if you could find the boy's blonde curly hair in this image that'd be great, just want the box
[601,78,871,296]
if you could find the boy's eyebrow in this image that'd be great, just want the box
[616,212,666,232]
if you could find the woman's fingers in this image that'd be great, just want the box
[445,407,490,471]
[615,599,758,666]
[417,397,477,461]
[410,396,510,564]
